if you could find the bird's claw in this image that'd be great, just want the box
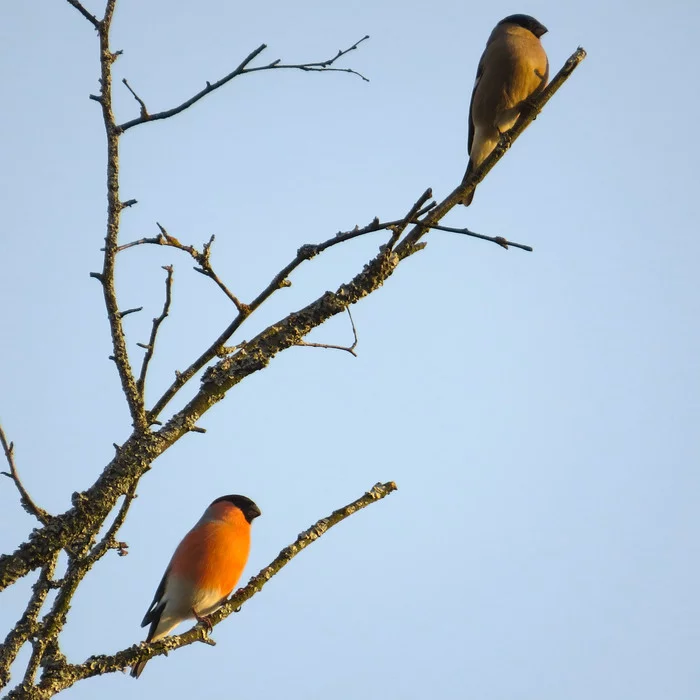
[520,96,540,117]
[497,128,513,148]
[192,608,213,634]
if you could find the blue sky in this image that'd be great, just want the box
[1,1,699,698]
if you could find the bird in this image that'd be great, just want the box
[460,14,549,206]
[131,494,261,678]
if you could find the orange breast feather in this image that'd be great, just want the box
[170,508,251,597]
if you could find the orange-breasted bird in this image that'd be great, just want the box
[131,494,261,678]
[461,14,549,206]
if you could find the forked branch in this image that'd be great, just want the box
[118,36,370,132]
[0,425,51,525]
[296,307,359,356]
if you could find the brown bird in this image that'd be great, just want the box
[461,14,549,206]
[131,495,261,678]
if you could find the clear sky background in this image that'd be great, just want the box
[1,0,699,698]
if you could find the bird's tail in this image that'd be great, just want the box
[460,161,475,206]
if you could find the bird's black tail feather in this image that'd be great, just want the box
[460,160,475,206]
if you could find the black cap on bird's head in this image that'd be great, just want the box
[499,14,548,38]
[211,494,262,523]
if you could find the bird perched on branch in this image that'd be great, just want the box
[460,14,549,206]
[131,494,261,678]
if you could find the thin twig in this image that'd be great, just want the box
[86,486,138,562]
[119,306,143,318]
[0,425,50,525]
[150,225,249,313]
[114,235,161,252]
[64,0,99,28]
[122,79,148,118]
[411,221,533,252]
[386,189,434,250]
[116,202,436,256]
[296,307,359,356]
[136,266,174,398]
[117,37,370,132]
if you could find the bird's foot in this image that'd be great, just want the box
[232,587,245,612]
[520,96,541,117]
[497,127,513,149]
[192,608,214,634]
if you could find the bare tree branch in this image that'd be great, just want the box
[116,203,437,257]
[386,189,435,250]
[413,222,533,252]
[159,225,249,313]
[136,265,174,399]
[296,307,359,356]
[91,0,148,431]
[117,36,370,132]
[0,554,60,689]
[3,482,396,697]
[146,192,434,422]
[0,425,51,525]
[121,78,148,118]
[64,0,99,28]
[118,306,143,318]
[86,485,137,562]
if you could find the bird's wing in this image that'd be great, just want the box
[140,566,169,641]
[467,54,485,157]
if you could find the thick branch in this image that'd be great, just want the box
[118,36,369,132]
[0,554,59,690]
[0,433,159,592]
[12,482,397,697]
[0,425,51,525]
[7,488,137,694]
[19,556,90,689]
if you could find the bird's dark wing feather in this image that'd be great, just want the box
[140,567,169,641]
[467,56,485,157]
